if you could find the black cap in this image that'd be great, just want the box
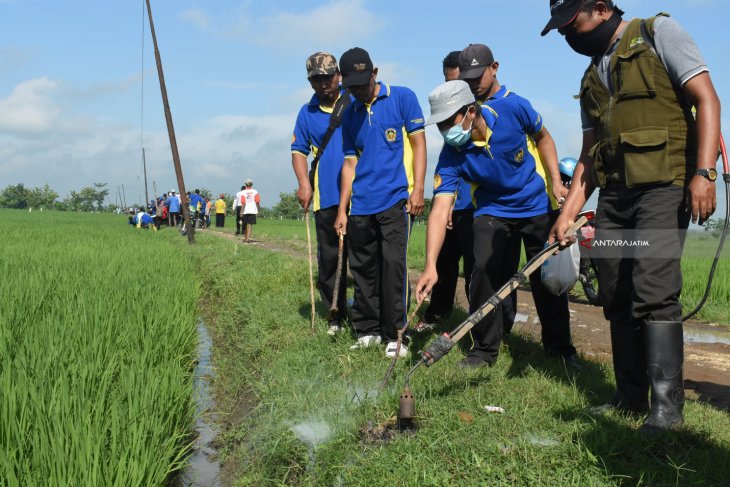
[339,47,373,88]
[458,44,494,80]
[541,0,582,36]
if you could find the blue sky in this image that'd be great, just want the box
[0,0,728,215]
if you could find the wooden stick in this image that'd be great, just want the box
[377,300,424,393]
[328,232,345,319]
[305,210,316,332]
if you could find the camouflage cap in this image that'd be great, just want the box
[306,52,338,79]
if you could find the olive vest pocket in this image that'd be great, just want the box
[616,43,656,101]
[620,128,672,187]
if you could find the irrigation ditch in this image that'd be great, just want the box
[175,318,222,487]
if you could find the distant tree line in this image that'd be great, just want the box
[1,184,434,221]
[0,182,111,212]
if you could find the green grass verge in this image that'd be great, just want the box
[190,226,730,486]
[249,218,730,326]
[0,210,199,486]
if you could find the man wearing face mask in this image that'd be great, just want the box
[291,52,349,335]
[416,79,573,369]
[454,44,577,368]
[334,47,427,359]
[543,1,720,432]
[416,52,476,333]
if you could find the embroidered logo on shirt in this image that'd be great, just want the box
[434,174,442,190]
[629,36,645,49]
[385,128,397,142]
[514,148,525,163]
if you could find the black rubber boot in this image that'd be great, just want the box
[640,320,684,432]
[609,320,649,414]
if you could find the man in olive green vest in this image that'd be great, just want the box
[542,0,720,433]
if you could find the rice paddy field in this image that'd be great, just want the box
[0,210,199,486]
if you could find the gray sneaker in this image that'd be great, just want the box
[327,323,344,336]
[350,335,382,349]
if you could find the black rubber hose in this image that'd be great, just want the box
[683,177,730,321]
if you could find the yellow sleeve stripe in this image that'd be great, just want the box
[434,192,455,197]
[407,128,425,136]
[291,150,309,156]
[345,155,358,160]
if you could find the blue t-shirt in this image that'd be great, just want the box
[433,87,551,218]
[453,177,475,212]
[133,212,153,225]
[341,82,425,216]
[167,195,180,212]
[190,194,205,212]
[291,91,349,211]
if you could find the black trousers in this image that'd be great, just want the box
[594,184,689,324]
[347,200,411,342]
[425,209,474,322]
[235,207,243,234]
[215,213,225,228]
[469,212,575,363]
[315,206,348,322]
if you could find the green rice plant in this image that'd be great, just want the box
[0,210,199,486]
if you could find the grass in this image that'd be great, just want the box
[189,222,730,486]
[0,210,199,486]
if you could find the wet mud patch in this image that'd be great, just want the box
[359,417,417,444]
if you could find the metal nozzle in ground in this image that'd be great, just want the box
[398,384,415,425]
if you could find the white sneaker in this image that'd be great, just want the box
[385,341,409,358]
[350,335,382,349]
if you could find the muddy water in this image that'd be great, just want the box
[684,327,730,346]
[178,319,222,487]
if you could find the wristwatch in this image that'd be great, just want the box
[695,168,718,181]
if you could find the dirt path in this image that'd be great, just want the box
[206,228,730,411]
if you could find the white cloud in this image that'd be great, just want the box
[0,74,302,203]
[180,9,210,30]
[217,0,381,50]
[0,78,60,136]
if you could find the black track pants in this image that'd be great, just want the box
[470,212,575,363]
[347,200,411,342]
[594,184,689,324]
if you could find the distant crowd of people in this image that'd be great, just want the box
[127,181,261,243]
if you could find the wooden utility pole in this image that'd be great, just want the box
[145,0,195,244]
[142,147,150,206]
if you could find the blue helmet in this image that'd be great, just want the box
[559,157,578,182]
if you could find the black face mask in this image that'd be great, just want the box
[565,12,623,57]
